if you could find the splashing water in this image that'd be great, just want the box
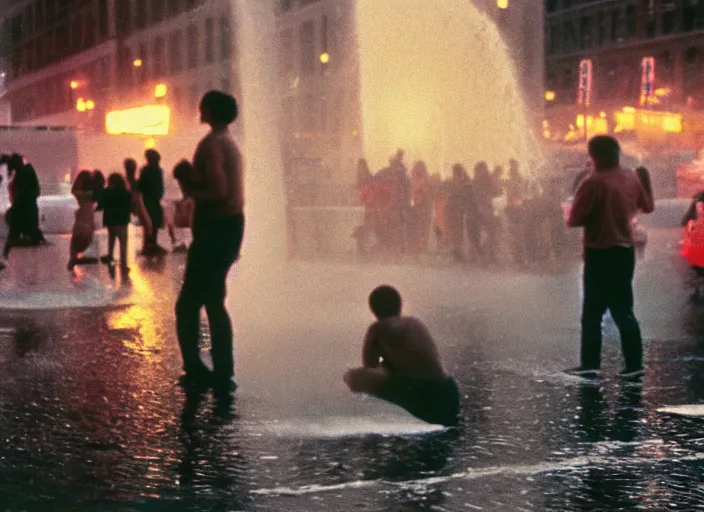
[355,0,541,176]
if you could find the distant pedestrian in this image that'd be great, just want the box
[124,158,152,256]
[565,136,654,380]
[175,91,244,394]
[68,170,97,271]
[100,173,132,273]
[138,149,166,255]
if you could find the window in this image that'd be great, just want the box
[684,0,704,31]
[187,24,198,68]
[153,37,166,77]
[135,0,147,30]
[610,9,619,41]
[300,20,316,74]
[204,18,214,63]
[168,0,182,16]
[220,19,231,61]
[169,31,182,74]
[548,25,559,55]
[579,16,593,50]
[625,5,637,37]
[597,12,607,45]
[138,42,147,82]
[116,0,132,35]
[190,83,199,111]
[99,0,109,39]
[546,0,557,13]
[562,20,576,52]
[151,0,165,24]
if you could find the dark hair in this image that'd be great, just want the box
[588,135,620,170]
[72,170,93,192]
[123,158,137,172]
[6,153,24,173]
[144,149,161,165]
[92,169,105,189]
[107,172,126,189]
[200,90,238,125]
[173,159,193,182]
[369,285,402,319]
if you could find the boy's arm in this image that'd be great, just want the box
[185,141,228,202]
[567,179,597,227]
[362,325,382,368]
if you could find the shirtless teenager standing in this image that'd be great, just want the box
[175,91,244,393]
[344,286,460,426]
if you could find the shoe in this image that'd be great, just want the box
[178,371,213,389]
[100,255,112,264]
[619,367,645,380]
[67,259,76,271]
[564,366,601,379]
[213,377,238,394]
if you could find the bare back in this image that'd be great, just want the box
[192,130,244,217]
[363,316,447,382]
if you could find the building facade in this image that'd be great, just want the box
[545,0,704,109]
[0,0,238,133]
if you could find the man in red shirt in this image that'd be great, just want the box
[566,136,654,380]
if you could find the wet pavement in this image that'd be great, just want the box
[1,216,704,510]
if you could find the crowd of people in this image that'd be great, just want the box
[0,148,195,273]
[354,150,568,267]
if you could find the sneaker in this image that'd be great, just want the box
[564,366,601,379]
[619,367,645,380]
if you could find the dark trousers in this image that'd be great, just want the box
[176,214,244,380]
[581,246,643,370]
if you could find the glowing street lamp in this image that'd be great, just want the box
[545,90,556,102]
[154,83,167,98]
[85,100,95,111]
[70,80,80,89]
[76,98,86,112]
[320,52,330,64]
[133,58,143,68]
[497,0,509,8]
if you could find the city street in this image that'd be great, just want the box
[0,211,703,510]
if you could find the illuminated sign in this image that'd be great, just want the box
[640,57,655,106]
[105,105,171,136]
[578,59,592,106]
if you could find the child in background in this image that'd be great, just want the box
[68,170,97,270]
[101,173,133,273]
[171,160,195,251]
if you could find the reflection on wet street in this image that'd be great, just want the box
[1,228,704,510]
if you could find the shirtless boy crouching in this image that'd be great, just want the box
[343,286,461,426]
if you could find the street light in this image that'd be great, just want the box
[133,58,143,68]
[85,100,95,111]
[76,98,86,112]
[545,90,556,102]
[154,83,167,98]
[497,0,509,8]
[320,52,330,64]
[70,80,79,89]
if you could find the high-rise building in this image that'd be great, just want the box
[545,0,704,109]
[0,0,238,132]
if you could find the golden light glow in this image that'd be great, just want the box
[133,58,143,67]
[599,111,607,118]
[623,106,637,113]
[64,172,71,183]
[497,0,509,8]
[85,100,95,111]
[76,98,86,112]
[655,87,671,97]
[154,83,167,98]
[320,52,330,64]
[105,105,171,136]
[544,90,556,101]
[70,80,79,89]
[144,137,157,149]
